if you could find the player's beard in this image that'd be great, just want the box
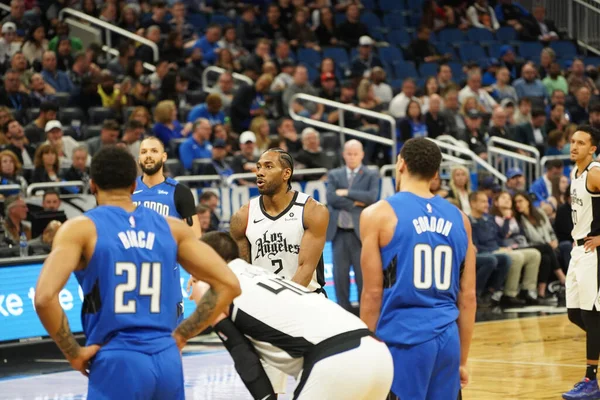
[258,179,279,196]
[140,159,163,176]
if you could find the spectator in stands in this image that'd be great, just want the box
[515,108,547,154]
[125,75,155,109]
[545,103,568,133]
[199,191,220,232]
[41,50,74,94]
[41,190,61,211]
[187,93,225,126]
[288,8,320,51]
[537,48,555,80]
[437,64,454,91]
[495,0,529,33]
[249,116,270,156]
[237,6,265,51]
[295,127,340,170]
[317,71,338,102]
[2,0,33,38]
[242,38,272,76]
[98,3,117,25]
[447,165,471,214]
[399,100,427,142]
[29,220,62,255]
[119,4,140,34]
[31,143,60,183]
[569,86,592,125]
[488,107,513,141]
[207,139,233,178]
[107,42,134,79]
[283,66,323,119]
[461,95,487,119]
[421,0,448,32]
[136,26,162,65]
[459,70,497,114]
[350,36,382,78]
[277,117,302,153]
[212,72,232,110]
[169,1,195,41]
[230,73,272,133]
[545,129,566,157]
[5,52,27,91]
[530,159,564,209]
[554,186,573,267]
[314,7,338,47]
[120,120,144,161]
[501,98,517,125]
[328,81,362,129]
[467,0,500,31]
[440,88,465,137]
[370,67,393,104]
[420,77,439,114]
[409,26,447,65]
[271,60,296,92]
[513,63,547,104]
[62,145,89,184]
[0,150,26,193]
[215,48,240,72]
[470,190,534,307]
[85,119,120,158]
[336,3,368,48]
[129,106,153,137]
[424,94,446,138]
[513,97,532,125]
[3,194,30,244]
[513,191,566,296]
[44,120,82,167]
[505,168,526,195]
[231,131,258,174]
[464,110,489,159]
[568,59,599,96]
[262,4,288,42]
[48,23,83,54]
[498,45,521,81]
[0,22,20,66]
[357,78,383,114]
[179,118,213,171]
[491,67,518,103]
[389,78,420,119]
[189,24,221,66]
[5,119,33,168]
[273,39,295,72]
[21,26,47,65]
[68,52,95,96]
[152,100,190,146]
[531,5,559,42]
[195,204,213,233]
[97,70,127,108]
[55,38,74,72]
[142,0,171,34]
[543,62,568,98]
[217,25,248,63]
[590,102,600,130]
[0,69,33,120]
[29,73,56,108]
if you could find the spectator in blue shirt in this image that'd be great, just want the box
[513,63,547,103]
[41,50,74,94]
[189,24,221,65]
[530,159,564,208]
[152,99,191,146]
[208,139,233,178]
[179,118,213,171]
[187,93,226,126]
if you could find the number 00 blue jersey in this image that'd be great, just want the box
[377,193,468,346]
[75,206,179,353]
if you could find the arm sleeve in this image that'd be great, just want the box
[214,318,277,400]
[174,183,196,224]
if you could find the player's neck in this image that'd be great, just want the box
[399,177,434,199]
[96,192,137,212]
[262,189,295,214]
[143,171,166,188]
[577,157,594,173]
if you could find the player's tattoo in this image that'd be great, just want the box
[230,209,251,262]
[175,287,218,340]
[55,312,80,359]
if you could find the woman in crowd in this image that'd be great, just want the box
[513,191,567,300]
[152,100,191,146]
[313,57,339,89]
[31,144,61,184]
[0,150,26,195]
[129,106,153,137]
[399,100,428,141]
[216,48,241,73]
[21,26,48,65]
[446,165,472,215]
[315,7,338,47]
[420,77,439,114]
[249,116,270,156]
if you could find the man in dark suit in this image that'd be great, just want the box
[326,140,379,312]
[4,119,34,167]
[529,6,560,41]
[515,108,547,154]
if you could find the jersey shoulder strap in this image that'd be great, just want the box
[294,192,310,206]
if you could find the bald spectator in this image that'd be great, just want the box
[187,93,225,126]
[283,66,324,120]
[488,107,516,146]
[62,146,90,185]
[531,6,559,42]
[86,120,120,157]
[389,78,421,119]
[295,127,341,170]
[29,220,62,255]
[513,63,547,103]
[41,50,74,93]
[459,70,498,114]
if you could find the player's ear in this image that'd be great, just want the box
[129,181,136,195]
[161,150,167,163]
[89,179,98,195]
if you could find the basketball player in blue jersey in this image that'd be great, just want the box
[360,138,477,400]
[34,146,240,399]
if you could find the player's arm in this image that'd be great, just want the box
[230,204,251,262]
[292,199,329,287]
[457,212,477,388]
[34,217,100,376]
[359,202,385,331]
[175,183,202,238]
[169,218,241,349]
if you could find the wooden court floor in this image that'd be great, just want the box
[464,314,586,399]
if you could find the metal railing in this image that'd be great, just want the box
[487,136,542,187]
[0,184,23,194]
[288,93,398,161]
[540,154,572,168]
[59,8,160,64]
[103,46,156,72]
[202,66,254,94]
[26,181,86,197]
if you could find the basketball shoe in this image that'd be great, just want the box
[562,378,600,399]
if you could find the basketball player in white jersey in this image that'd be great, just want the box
[230,148,329,393]
[190,232,393,400]
[564,125,600,399]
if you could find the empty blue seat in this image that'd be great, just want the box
[550,41,578,59]
[187,13,207,32]
[435,42,457,60]
[518,42,544,60]
[584,57,600,66]
[394,61,418,80]
[361,0,376,10]
[487,41,504,58]
[458,43,487,63]
[418,62,438,78]
[360,12,381,30]
[388,30,412,47]
[390,79,403,90]
[383,62,396,79]
[379,46,404,66]
[380,0,404,11]
[297,48,322,68]
[323,47,349,69]
[496,26,518,42]
[467,28,495,43]
[436,28,466,44]
[383,14,405,31]
[210,14,231,26]
[406,0,423,11]
[448,61,465,81]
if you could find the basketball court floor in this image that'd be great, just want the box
[0,311,587,399]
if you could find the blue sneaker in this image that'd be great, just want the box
[563,378,600,399]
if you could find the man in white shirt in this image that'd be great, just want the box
[0,22,20,65]
[459,70,498,114]
[44,120,89,167]
[389,78,420,118]
[371,67,393,104]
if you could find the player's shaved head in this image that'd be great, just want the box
[399,138,442,180]
[201,231,239,262]
[91,146,138,191]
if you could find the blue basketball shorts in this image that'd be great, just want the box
[387,322,460,400]
[88,343,184,400]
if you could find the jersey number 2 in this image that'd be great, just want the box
[414,244,453,291]
[114,262,161,313]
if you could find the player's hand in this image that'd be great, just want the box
[172,331,187,353]
[459,365,469,388]
[584,236,600,252]
[68,344,100,377]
